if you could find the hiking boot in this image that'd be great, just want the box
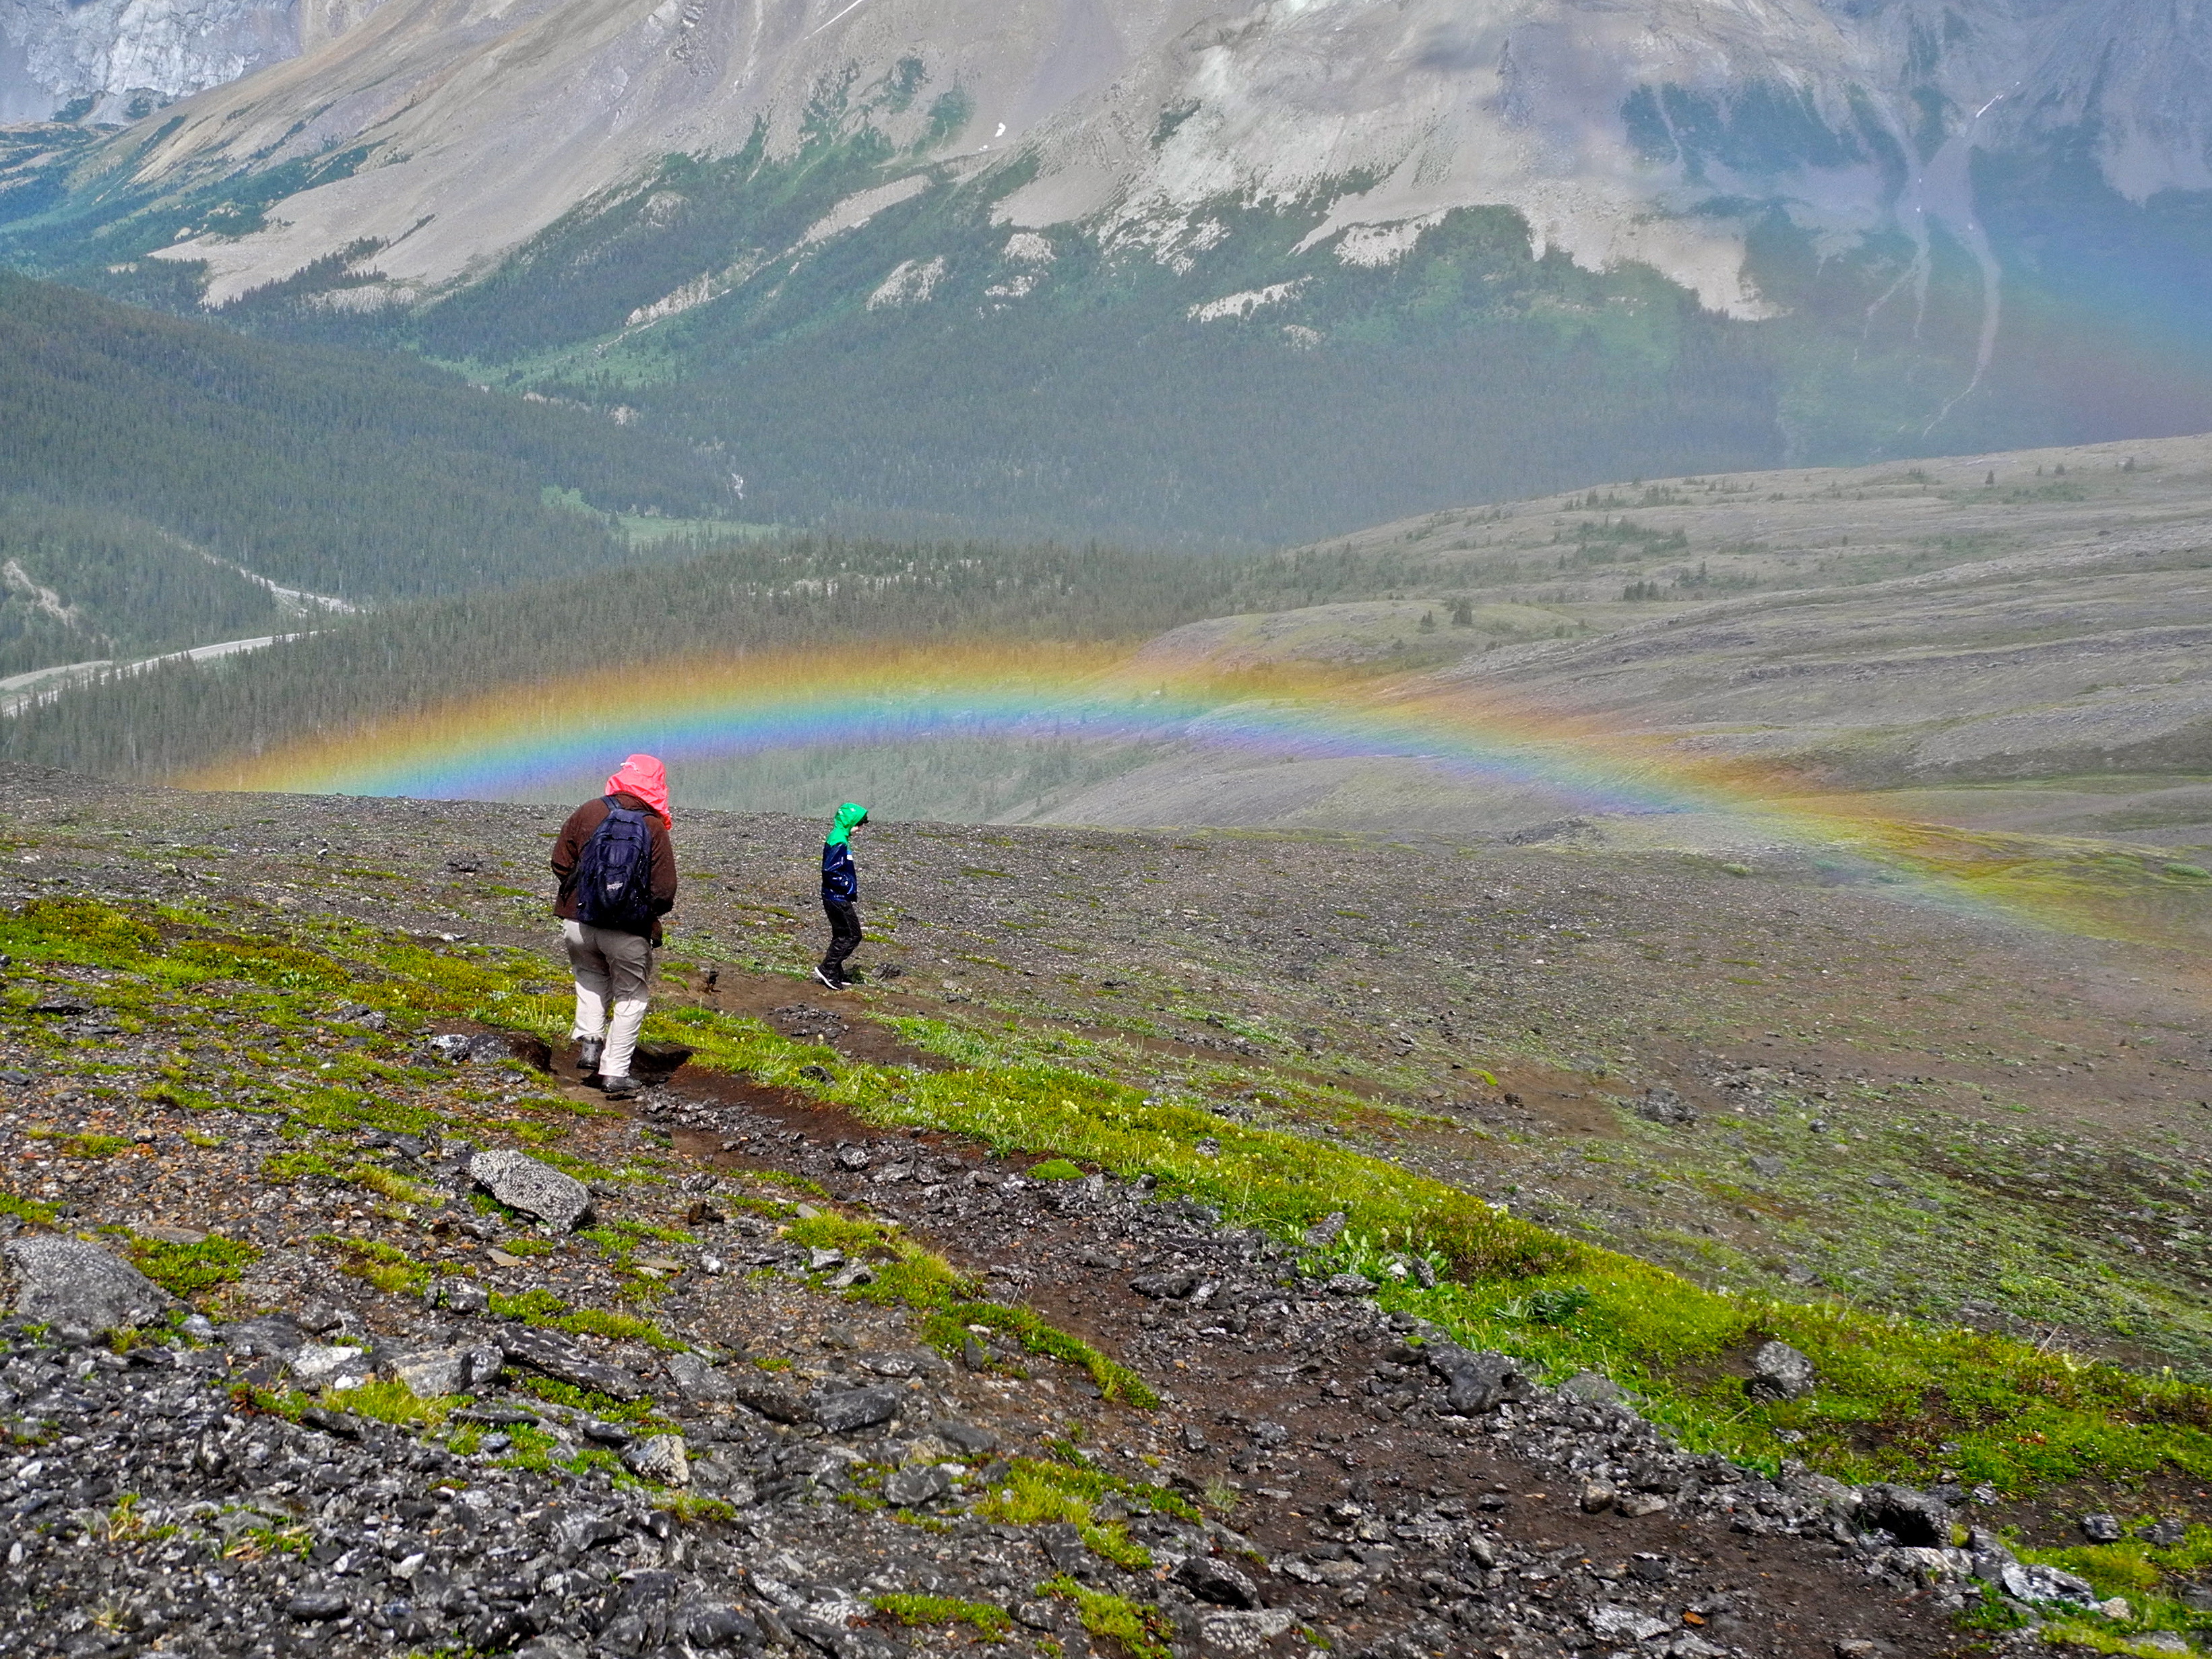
[575,1038,603,1078]
[600,1074,641,1100]
[813,965,845,991]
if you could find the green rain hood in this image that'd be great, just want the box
[826,803,869,846]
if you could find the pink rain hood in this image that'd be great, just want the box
[605,755,670,821]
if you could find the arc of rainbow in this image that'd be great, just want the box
[183,639,2140,936]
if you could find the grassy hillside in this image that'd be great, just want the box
[0,270,747,670]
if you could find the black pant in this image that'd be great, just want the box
[821,898,862,977]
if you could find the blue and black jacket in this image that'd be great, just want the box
[821,840,858,904]
[821,802,866,904]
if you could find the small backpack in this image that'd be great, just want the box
[574,799,658,931]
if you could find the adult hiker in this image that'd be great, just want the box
[550,754,677,1098]
[816,802,868,991]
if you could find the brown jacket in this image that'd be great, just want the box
[551,792,678,942]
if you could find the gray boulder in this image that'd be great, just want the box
[1423,1342,1527,1414]
[1746,1339,1816,1402]
[470,1149,593,1232]
[3,1236,172,1340]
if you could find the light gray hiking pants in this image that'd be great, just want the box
[563,920,654,1079]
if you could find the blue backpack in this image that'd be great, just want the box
[574,799,658,932]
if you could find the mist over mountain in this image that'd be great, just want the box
[3,0,2210,542]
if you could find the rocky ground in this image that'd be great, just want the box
[3,764,2211,1658]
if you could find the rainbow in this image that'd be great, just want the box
[181,638,2190,941]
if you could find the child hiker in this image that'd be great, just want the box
[815,802,868,991]
[550,754,677,1098]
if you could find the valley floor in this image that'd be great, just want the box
[4,766,2212,1656]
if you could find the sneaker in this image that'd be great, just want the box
[813,965,844,991]
[575,1038,603,1078]
[600,1074,641,1100]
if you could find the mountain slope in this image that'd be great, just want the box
[0,270,746,671]
[6,0,2212,541]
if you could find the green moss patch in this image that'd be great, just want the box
[871,1593,1014,1639]
[1037,1578,1173,1659]
[125,1234,259,1300]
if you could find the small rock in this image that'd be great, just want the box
[285,1592,350,1622]
[1174,1553,1261,1609]
[298,1404,361,1438]
[1748,1154,1786,1179]
[380,1342,502,1398]
[469,1149,593,1232]
[1192,1608,1298,1656]
[433,1279,491,1316]
[1422,1342,1527,1414]
[813,1385,901,1433]
[1615,1493,1670,1518]
[1303,1212,1347,1247]
[664,1351,736,1402]
[2145,1519,2188,1546]
[1323,1272,1377,1296]
[1633,1086,1697,1127]
[835,1146,870,1170]
[2081,1513,2124,1544]
[1579,1481,1618,1513]
[134,1223,206,1245]
[882,1464,951,1507]
[1130,1270,1202,1300]
[1746,1339,1816,1402]
[501,1326,643,1399]
[933,1416,1000,1456]
[2,1236,172,1340]
[621,1435,690,1486]
[1586,1604,1672,1643]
